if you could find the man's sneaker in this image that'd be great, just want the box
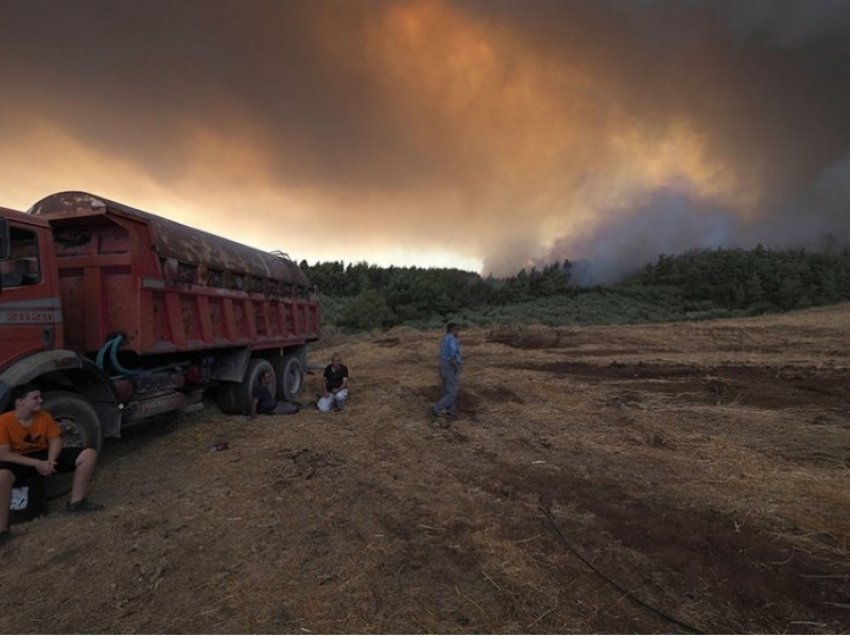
[0,529,10,545]
[67,499,104,514]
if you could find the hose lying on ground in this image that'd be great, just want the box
[539,504,704,634]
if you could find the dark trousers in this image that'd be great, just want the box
[0,448,85,482]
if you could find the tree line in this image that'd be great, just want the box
[300,245,850,330]
[633,245,850,312]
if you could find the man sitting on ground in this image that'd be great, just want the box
[0,384,103,544]
[250,370,299,417]
[318,353,349,412]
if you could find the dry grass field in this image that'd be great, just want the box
[2,304,850,633]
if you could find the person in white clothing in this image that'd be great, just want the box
[317,353,349,412]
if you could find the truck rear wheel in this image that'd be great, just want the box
[275,350,305,401]
[234,358,275,415]
[216,382,240,415]
[41,391,102,453]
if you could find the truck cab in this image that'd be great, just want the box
[0,209,114,452]
[0,208,63,404]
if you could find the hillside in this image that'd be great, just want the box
[2,304,850,633]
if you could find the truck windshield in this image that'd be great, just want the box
[0,217,8,260]
[0,226,41,287]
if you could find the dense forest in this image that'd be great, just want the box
[300,245,850,331]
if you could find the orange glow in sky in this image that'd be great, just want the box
[1,0,847,275]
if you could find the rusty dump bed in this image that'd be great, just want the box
[28,191,319,356]
[30,192,309,287]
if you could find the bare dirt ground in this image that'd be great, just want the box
[3,304,850,633]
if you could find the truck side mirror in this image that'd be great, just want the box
[0,217,9,260]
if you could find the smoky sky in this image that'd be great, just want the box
[1,0,849,278]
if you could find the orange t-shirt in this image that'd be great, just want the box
[0,410,61,454]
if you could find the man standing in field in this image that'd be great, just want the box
[0,384,103,544]
[431,322,463,421]
[318,353,349,412]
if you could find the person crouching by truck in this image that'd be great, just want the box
[318,353,349,412]
[0,384,103,544]
[250,371,299,417]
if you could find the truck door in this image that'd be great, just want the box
[0,222,59,360]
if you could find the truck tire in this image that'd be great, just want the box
[233,358,275,415]
[41,391,102,453]
[216,382,240,415]
[275,350,305,401]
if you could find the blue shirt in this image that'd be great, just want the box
[440,333,463,365]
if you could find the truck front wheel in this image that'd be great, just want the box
[41,391,103,453]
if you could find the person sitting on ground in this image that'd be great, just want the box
[250,370,299,417]
[0,384,103,544]
[318,353,349,412]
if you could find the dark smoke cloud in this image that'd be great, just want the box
[467,0,850,274]
[0,1,421,187]
[720,0,850,46]
[549,190,745,285]
[0,0,849,275]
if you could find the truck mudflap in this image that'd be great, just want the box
[212,347,252,383]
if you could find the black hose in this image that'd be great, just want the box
[540,504,704,634]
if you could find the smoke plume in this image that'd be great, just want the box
[0,0,848,277]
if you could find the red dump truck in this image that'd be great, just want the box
[0,191,320,449]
